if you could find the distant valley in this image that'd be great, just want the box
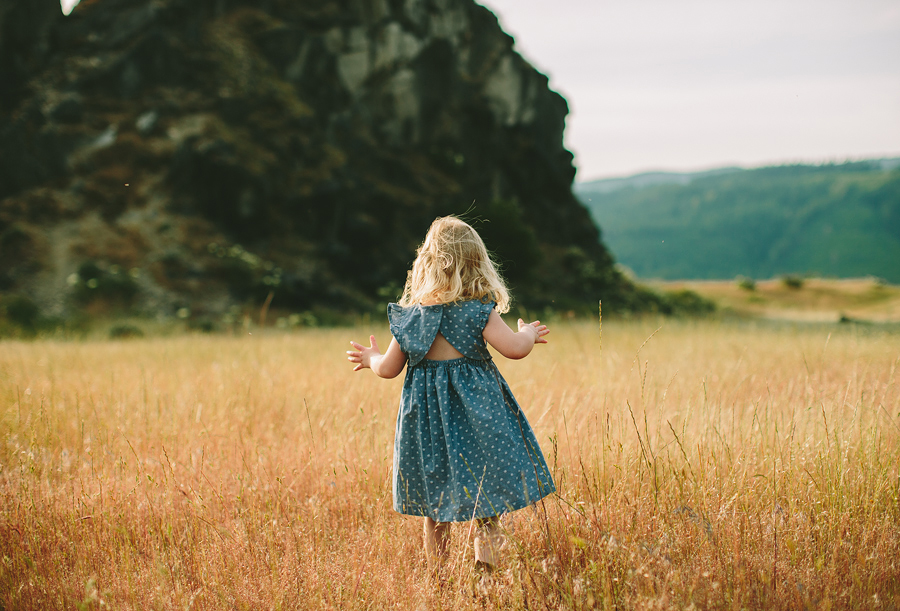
[575,159,900,283]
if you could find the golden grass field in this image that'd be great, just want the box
[1,315,899,609]
[651,278,900,323]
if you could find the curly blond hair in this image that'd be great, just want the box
[398,216,511,313]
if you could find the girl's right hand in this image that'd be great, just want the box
[484,310,547,359]
[518,319,549,344]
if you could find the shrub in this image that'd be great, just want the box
[108,324,145,339]
[735,276,756,291]
[72,261,139,306]
[5,295,40,328]
[781,275,804,289]
[188,318,216,333]
[662,289,716,316]
[207,242,283,303]
[2,294,41,335]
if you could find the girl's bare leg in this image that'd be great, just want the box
[424,517,450,571]
[474,516,502,568]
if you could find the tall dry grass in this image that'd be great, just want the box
[1,319,898,609]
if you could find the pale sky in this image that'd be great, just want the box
[479,0,900,181]
[61,0,899,181]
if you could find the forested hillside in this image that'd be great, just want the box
[576,161,900,282]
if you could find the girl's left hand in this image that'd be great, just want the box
[347,335,382,371]
[518,319,549,344]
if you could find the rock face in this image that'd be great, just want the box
[1,0,632,322]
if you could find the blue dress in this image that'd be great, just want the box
[388,299,556,522]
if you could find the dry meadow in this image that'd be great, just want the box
[1,317,898,609]
[652,278,900,323]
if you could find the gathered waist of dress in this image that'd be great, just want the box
[413,356,493,370]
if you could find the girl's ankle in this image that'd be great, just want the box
[474,532,503,567]
[474,559,495,574]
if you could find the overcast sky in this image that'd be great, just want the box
[60,0,898,181]
[478,0,900,181]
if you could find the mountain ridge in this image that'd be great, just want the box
[576,159,900,283]
[576,167,744,194]
[576,157,900,195]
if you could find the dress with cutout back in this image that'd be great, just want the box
[387,299,556,522]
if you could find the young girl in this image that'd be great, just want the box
[346,216,556,571]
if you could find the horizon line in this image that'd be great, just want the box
[576,153,900,184]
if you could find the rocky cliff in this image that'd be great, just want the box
[1,0,635,326]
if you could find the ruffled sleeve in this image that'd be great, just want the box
[386,302,442,367]
[475,299,496,332]
[387,303,407,353]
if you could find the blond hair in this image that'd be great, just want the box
[398,216,511,313]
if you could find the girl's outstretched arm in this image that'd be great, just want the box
[482,309,549,360]
[347,336,407,378]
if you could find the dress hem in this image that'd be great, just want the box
[393,485,557,523]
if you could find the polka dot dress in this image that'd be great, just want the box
[387,299,556,522]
